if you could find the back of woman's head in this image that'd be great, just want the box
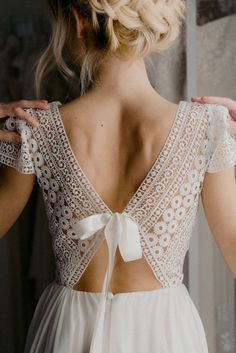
[35,0,186,97]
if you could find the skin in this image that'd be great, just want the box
[0,9,236,293]
[56,7,181,292]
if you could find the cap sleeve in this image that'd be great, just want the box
[205,104,236,173]
[0,117,35,174]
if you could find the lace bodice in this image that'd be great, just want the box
[1,100,236,290]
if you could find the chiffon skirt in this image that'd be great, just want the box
[24,281,209,353]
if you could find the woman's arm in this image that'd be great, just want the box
[201,165,236,277]
[192,96,236,276]
[0,99,49,238]
[0,165,36,238]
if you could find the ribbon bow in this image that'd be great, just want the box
[74,212,143,353]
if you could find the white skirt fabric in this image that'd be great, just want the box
[24,281,209,353]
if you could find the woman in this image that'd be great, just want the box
[0,0,236,352]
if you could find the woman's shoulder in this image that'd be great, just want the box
[21,101,62,126]
[176,99,224,128]
[7,100,63,149]
[178,99,229,118]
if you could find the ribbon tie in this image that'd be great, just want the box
[74,212,142,353]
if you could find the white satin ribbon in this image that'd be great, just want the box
[73,212,143,353]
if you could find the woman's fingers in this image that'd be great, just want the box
[0,129,22,144]
[191,96,236,121]
[7,106,40,128]
[191,96,235,108]
[0,99,50,142]
[0,100,49,127]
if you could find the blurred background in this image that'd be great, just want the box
[0,0,235,352]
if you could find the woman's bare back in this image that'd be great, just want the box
[58,93,179,293]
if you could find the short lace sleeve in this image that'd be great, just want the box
[206,104,236,173]
[0,117,35,174]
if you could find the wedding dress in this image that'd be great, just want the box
[0,100,236,353]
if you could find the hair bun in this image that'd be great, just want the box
[35,0,186,98]
[89,0,186,57]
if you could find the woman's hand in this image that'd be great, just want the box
[0,99,49,143]
[192,96,236,134]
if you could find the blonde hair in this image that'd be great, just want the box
[34,0,186,98]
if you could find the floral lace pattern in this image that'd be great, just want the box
[205,104,236,172]
[0,101,236,288]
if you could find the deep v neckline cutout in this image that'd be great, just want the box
[52,100,185,215]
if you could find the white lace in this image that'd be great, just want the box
[205,104,236,172]
[0,101,236,290]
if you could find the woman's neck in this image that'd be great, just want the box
[85,56,159,106]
